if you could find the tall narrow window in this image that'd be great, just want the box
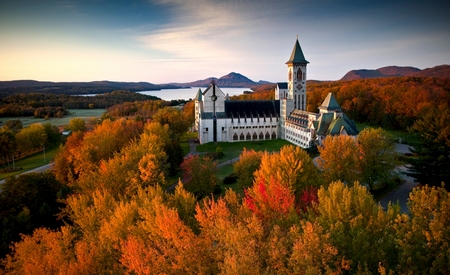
[302,94,305,110]
[297,68,303,81]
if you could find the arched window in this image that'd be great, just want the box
[233,133,238,141]
[253,132,257,140]
[265,132,270,140]
[272,132,276,140]
[259,132,264,140]
[246,132,251,140]
[297,68,303,81]
[240,133,245,140]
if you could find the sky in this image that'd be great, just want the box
[1,0,449,84]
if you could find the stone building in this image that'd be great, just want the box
[194,39,359,147]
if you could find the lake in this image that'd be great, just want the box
[138,87,252,101]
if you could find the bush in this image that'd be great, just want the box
[213,184,222,195]
[223,173,238,185]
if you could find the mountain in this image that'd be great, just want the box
[171,72,271,88]
[340,65,449,81]
[408,65,450,78]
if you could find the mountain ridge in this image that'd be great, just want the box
[340,65,450,81]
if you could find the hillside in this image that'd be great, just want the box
[340,65,449,81]
[0,80,181,97]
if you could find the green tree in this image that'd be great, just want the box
[180,155,217,199]
[357,127,398,190]
[42,122,61,147]
[67,118,86,133]
[0,128,16,167]
[408,107,450,188]
[233,148,263,188]
[15,123,46,155]
[0,172,67,258]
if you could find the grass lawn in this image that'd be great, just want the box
[0,146,60,180]
[197,139,291,164]
[0,109,106,128]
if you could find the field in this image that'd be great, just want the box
[0,109,106,128]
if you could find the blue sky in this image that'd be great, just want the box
[1,0,449,83]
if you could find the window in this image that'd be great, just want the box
[240,133,245,141]
[246,132,251,140]
[253,132,257,140]
[222,127,225,131]
[205,127,208,132]
[297,68,303,80]
[233,133,238,141]
[259,132,264,140]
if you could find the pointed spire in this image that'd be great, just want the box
[195,88,202,101]
[286,38,309,64]
[319,93,341,111]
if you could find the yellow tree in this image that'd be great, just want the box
[312,181,400,272]
[317,135,360,185]
[254,145,322,194]
[394,184,450,274]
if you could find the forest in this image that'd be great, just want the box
[0,91,161,118]
[0,75,449,274]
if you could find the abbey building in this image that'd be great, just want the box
[194,39,359,147]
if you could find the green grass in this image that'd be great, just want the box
[0,146,60,180]
[0,109,106,128]
[197,139,291,164]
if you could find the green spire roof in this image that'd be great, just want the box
[195,88,202,101]
[319,93,341,111]
[286,39,309,64]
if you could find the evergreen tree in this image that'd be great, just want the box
[408,107,450,189]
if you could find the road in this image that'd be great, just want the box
[0,163,52,186]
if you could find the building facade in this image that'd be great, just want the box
[194,39,359,147]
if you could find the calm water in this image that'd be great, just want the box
[138,87,252,101]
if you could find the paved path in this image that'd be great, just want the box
[379,166,418,213]
[0,163,52,186]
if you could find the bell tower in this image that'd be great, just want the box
[286,38,309,112]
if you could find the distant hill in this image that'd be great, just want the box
[171,72,272,88]
[0,80,181,97]
[340,65,450,81]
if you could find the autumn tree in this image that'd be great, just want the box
[67,117,86,133]
[311,181,401,272]
[254,145,322,194]
[317,135,360,185]
[357,127,399,190]
[243,177,297,226]
[180,155,218,199]
[152,107,190,142]
[233,148,264,188]
[394,184,450,274]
